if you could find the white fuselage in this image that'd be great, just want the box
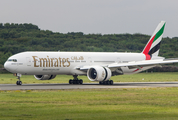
[4,51,154,75]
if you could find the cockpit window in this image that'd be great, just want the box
[8,59,17,62]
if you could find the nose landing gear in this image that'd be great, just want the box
[14,73,22,85]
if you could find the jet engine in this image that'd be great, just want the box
[87,66,111,81]
[34,75,56,80]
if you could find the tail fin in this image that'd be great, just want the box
[142,21,166,59]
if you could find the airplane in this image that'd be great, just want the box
[4,21,178,85]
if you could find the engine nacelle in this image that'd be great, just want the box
[87,66,111,81]
[34,75,56,80]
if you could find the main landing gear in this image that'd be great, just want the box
[69,75,83,84]
[99,80,114,85]
[15,73,22,85]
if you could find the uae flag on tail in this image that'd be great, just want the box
[142,21,166,60]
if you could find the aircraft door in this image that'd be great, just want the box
[88,57,92,65]
[117,57,121,63]
[26,57,31,66]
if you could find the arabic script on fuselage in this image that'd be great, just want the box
[71,56,84,61]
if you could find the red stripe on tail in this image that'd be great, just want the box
[142,35,155,60]
[143,35,155,55]
[145,54,151,60]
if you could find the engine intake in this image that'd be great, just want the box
[87,66,111,81]
[34,75,56,80]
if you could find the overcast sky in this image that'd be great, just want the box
[1,0,178,37]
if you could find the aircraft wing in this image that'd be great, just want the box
[78,59,178,71]
[108,59,178,68]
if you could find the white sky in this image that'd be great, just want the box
[1,0,178,37]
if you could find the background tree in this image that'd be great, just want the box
[0,23,178,69]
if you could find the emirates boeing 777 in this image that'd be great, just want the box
[4,21,178,85]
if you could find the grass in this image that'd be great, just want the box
[0,72,178,84]
[1,88,178,120]
[1,73,178,119]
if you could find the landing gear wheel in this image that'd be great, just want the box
[99,81,104,85]
[106,81,110,85]
[99,81,102,85]
[104,81,107,85]
[19,81,22,85]
[69,79,73,84]
[76,80,79,84]
[68,75,83,85]
[99,80,114,85]
[73,80,76,84]
[79,79,83,84]
[109,80,113,85]
[16,81,18,85]
[16,81,22,85]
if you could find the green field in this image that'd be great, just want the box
[1,88,178,120]
[1,73,178,120]
[0,72,178,84]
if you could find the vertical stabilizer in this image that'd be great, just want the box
[142,21,166,60]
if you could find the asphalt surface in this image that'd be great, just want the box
[1,82,178,90]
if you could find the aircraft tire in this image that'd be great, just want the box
[19,81,22,85]
[106,81,110,85]
[76,80,79,84]
[109,80,113,85]
[69,79,73,84]
[16,81,18,85]
[16,81,22,85]
[79,79,83,84]
[99,80,113,85]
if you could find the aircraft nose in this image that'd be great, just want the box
[4,61,18,73]
[4,62,17,73]
[4,62,10,71]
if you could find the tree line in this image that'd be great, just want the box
[0,23,178,69]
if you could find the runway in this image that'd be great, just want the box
[1,82,178,90]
